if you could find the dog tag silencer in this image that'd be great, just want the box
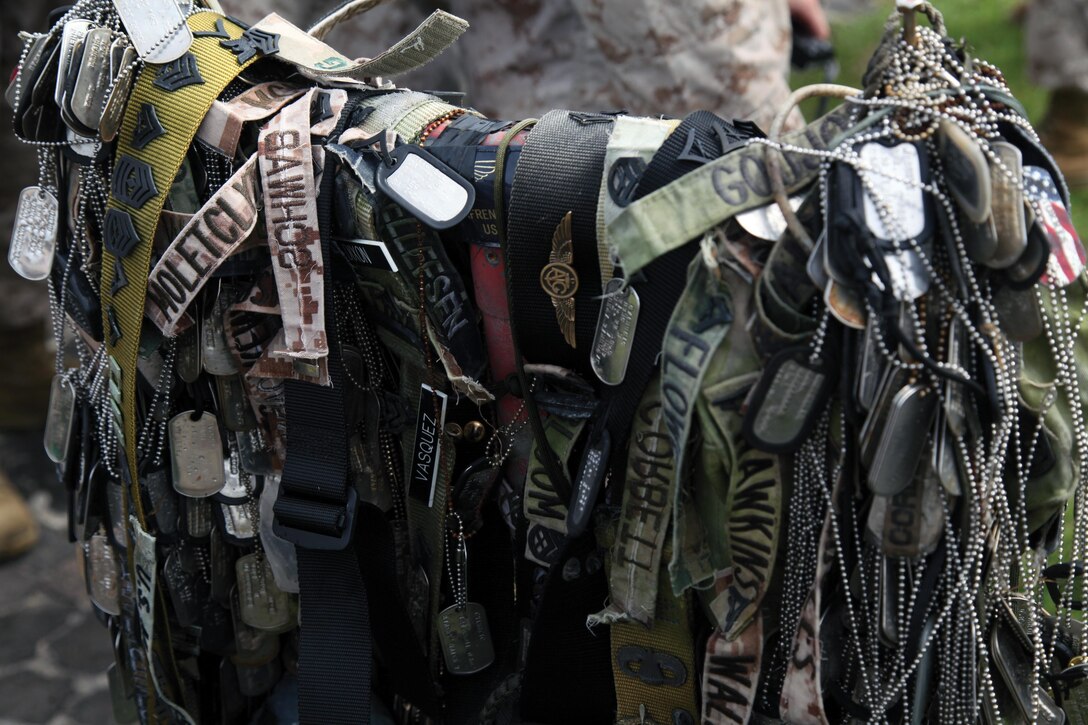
[111,0,193,64]
[591,278,640,386]
[376,145,475,229]
[438,602,496,675]
[938,119,992,224]
[44,374,77,463]
[169,411,226,498]
[743,346,834,453]
[987,141,1029,269]
[9,186,58,280]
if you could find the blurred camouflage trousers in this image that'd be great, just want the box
[233,0,796,129]
[1026,0,1088,92]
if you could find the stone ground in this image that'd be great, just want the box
[0,431,115,725]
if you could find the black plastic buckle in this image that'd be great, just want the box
[273,487,358,551]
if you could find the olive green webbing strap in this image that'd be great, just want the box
[101,13,260,524]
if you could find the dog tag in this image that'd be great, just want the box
[99,43,136,142]
[1024,165,1086,287]
[856,320,884,411]
[202,299,239,375]
[962,214,999,264]
[943,320,967,437]
[229,587,282,662]
[987,142,1028,269]
[235,553,293,632]
[939,119,992,224]
[743,346,834,453]
[257,474,298,593]
[993,285,1043,343]
[375,145,475,230]
[105,480,127,549]
[860,366,910,467]
[162,549,202,628]
[216,452,248,503]
[567,431,609,537]
[859,142,927,241]
[9,186,58,280]
[54,20,92,108]
[879,464,943,558]
[933,419,962,496]
[438,602,495,675]
[824,281,866,330]
[806,232,830,291]
[70,27,113,130]
[145,468,178,537]
[880,244,930,301]
[591,278,641,386]
[868,384,937,496]
[44,374,77,463]
[209,529,233,607]
[735,195,804,241]
[219,502,256,543]
[1006,221,1050,290]
[169,411,225,498]
[84,532,122,615]
[185,497,213,538]
[237,428,276,476]
[176,323,202,383]
[878,558,899,646]
[216,375,256,432]
[112,0,193,64]
[107,662,139,724]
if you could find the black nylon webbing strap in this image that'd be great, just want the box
[273,95,372,725]
[506,110,613,376]
[590,112,764,471]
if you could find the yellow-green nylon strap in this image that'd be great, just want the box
[101,13,259,522]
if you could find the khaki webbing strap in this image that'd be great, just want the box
[101,12,261,523]
[609,537,699,725]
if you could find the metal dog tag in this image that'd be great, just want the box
[962,214,999,264]
[237,428,276,476]
[856,320,884,411]
[743,346,834,453]
[943,320,967,438]
[111,0,193,64]
[70,27,113,130]
[185,497,213,538]
[859,142,927,241]
[99,43,136,142]
[84,532,122,615]
[878,464,943,558]
[145,468,178,537]
[567,431,609,537]
[202,299,239,375]
[806,232,830,291]
[176,323,202,383]
[217,453,248,503]
[9,186,58,280]
[220,502,256,543]
[735,195,804,241]
[987,141,1028,269]
[868,384,937,496]
[824,281,866,330]
[993,285,1043,343]
[54,20,92,108]
[933,419,962,496]
[229,587,282,661]
[939,119,992,224]
[236,553,293,632]
[860,366,910,467]
[375,145,475,230]
[105,481,127,549]
[169,411,225,498]
[591,278,640,386]
[108,662,139,724]
[162,549,202,628]
[44,374,77,463]
[437,602,495,675]
[216,375,256,432]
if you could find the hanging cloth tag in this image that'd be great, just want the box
[257,89,329,360]
[145,157,260,335]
